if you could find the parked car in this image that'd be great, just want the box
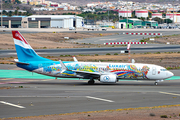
[69,27,76,30]
[102,28,107,31]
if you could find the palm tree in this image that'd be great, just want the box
[16,7,19,16]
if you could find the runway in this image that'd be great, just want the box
[1,45,180,57]
[0,65,180,118]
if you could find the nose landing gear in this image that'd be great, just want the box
[154,82,158,86]
[154,80,164,86]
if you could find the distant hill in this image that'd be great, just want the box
[50,0,179,6]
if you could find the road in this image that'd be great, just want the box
[0,65,180,118]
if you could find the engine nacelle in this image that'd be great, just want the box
[100,75,117,83]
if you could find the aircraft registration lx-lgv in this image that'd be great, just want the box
[12,31,174,85]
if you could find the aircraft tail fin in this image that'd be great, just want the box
[12,31,51,62]
[73,56,78,62]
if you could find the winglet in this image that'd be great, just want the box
[73,56,78,62]
[59,60,68,70]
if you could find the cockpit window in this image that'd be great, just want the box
[160,69,167,71]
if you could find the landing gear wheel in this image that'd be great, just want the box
[88,80,95,85]
[154,82,158,86]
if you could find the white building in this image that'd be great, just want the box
[152,13,162,19]
[166,13,180,23]
[166,13,176,22]
[25,15,83,28]
[135,10,148,18]
[119,10,132,17]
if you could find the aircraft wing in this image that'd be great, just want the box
[72,70,101,75]
[59,60,101,78]
[72,70,101,78]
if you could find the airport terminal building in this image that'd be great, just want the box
[22,15,83,28]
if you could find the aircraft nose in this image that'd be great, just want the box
[168,71,174,78]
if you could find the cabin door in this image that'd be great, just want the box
[152,67,156,75]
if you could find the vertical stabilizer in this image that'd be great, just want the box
[12,31,51,62]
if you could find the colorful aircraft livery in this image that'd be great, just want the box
[12,31,174,85]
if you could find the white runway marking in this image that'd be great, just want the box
[159,92,180,96]
[0,101,25,108]
[86,96,114,102]
[99,39,117,41]
[0,96,84,98]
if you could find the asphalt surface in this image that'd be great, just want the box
[0,65,180,118]
[0,29,180,118]
[1,29,180,57]
[68,31,180,44]
[1,45,180,57]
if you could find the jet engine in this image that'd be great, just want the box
[100,75,117,83]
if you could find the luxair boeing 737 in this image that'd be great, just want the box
[12,31,174,85]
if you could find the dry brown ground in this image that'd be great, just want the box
[0,33,114,49]
[2,105,180,120]
[147,34,180,44]
[1,53,180,68]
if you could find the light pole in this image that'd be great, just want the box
[1,0,2,28]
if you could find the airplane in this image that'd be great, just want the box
[12,31,174,85]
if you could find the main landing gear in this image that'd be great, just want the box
[154,82,158,86]
[88,77,95,85]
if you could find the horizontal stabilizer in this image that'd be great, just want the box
[14,59,29,65]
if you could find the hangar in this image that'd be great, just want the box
[24,15,83,28]
[0,17,22,28]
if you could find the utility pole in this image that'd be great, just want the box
[1,0,2,28]
[173,0,174,24]
[126,0,128,28]
[107,0,109,22]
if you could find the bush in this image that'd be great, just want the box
[150,113,155,116]
[155,52,161,54]
[114,53,118,55]
[95,54,98,56]
[160,115,168,118]
[140,40,145,42]
[106,53,111,55]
